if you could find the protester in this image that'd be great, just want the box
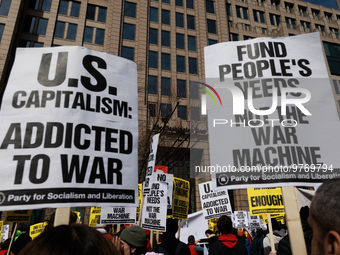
[308,178,340,255]
[251,229,267,255]
[209,215,248,255]
[188,235,199,255]
[18,224,120,255]
[263,219,286,255]
[195,229,218,249]
[237,229,252,255]
[277,206,312,255]
[12,233,32,255]
[153,218,190,255]
[113,225,148,255]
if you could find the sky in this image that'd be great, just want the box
[300,0,338,9]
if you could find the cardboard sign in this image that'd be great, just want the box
[204,33,340,190]
[100,207,136,224]
[5,210,32,222]
[172,177,190,220]
[142,182,167,231]
[143,134,160,195]
[248,188,285,215]
[234,211,249,228]
[199,181,232,220]
[0,46,138,210]
[89,207,101,227]
[155,172,174,210]
[29,221,48,240]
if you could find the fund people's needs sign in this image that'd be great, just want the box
[247,188,285,215]
[203,33,340,190]
[0,46,138,210]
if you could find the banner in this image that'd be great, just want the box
[202,33,340,190]
[141,182,167,231]
[234,211,249,228]
[100,206,136,224]
[143,134,160,195]
[5,210,32,222]
[172,177,190,220]
[248,188,285,215]
[29,221,48,240]
[89,207,101,227]
[0,46,138,210]
[198,181,232,220]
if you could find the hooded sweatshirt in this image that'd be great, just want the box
[209,234,248,255]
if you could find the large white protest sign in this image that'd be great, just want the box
[198,181,232,220]
[141,182,167,231]
[100,206,136,224]
[0,46,138,210]
[234,211,249,228]
[155,171,174,210]
[143,134,160,195]
[202,33,340,190]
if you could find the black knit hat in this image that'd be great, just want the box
[120,226,148,248]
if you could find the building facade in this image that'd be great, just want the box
[0,0,340,218]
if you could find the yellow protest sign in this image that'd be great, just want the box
[208,218,218,232]
[247,188,285,216]
[261,213,285,224]
[72,211,81,224]
[0,221,3,233]
[5,210,33,222]
[137,183,142,214]
[89,207,101,227]
[172,177,190,220]
[29,222,48,240]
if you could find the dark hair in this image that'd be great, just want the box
[205,229,214,235]
[166,218,178,236]
[18,224,120,255]
[188,235,195,242]
[217,216,233,234]
[310,178,340,235]
[12,233,32,254]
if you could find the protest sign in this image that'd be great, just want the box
[208,218,218,232]
[29,221,48,240]
[198,181,232,220]
[0,221,2,234]
[202,33,340,190]
[155,172,174,210]
[172,177,190,220]
[141,182,167,231]
[261,213,285,224]
[137,184,142,214]
[234,211,249,228]
[5,210,32,222]
[248,188,285,215]
[1,224,9,242]
[0,46,138,210]
[248,212,261,229]
[143,134,160,195]
[89,207,101,227]
[100,206,136,224]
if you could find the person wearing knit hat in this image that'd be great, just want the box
[114,226,148,255]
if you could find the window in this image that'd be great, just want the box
[148,103,157,117]
[67,23,77,40]
[206,0,215,14]
[253,10,265,23]
[226,4,231,16]
[187,15,195,29]
[285,17,296,29]
[34,42,44,47]
[162,10,170,25]
[177,56,185,72]
[230,33,238,41]
[236,6,248,19]
[244,35,254,40]
[124,2,136,18]
[315,24,325,35]
[54,21,65,38]
[178,106,187,120]
[312,9,321,20]
[208,39,217,45]
[176,33,184,49]
[161,77,171,96]
[83,26,93,43]
[242,23,252,31]
[83,27,105,45]
[187,0,194,9]
[55,22,77,40]
[330,27,339,38]
[207,19,217,34]
[285,2,294,13]
[95,28,105,45]
[163,0,170,4]
[162,53,171,70]
[149,51,158,68]
[148,76,158,94]
[0,0,12,16]
[121,46,134,61]
[58,0,80,17]
[188,35,196,51]
[261,28,268,34]
[161,104,171,117]
[149,28,158,44]
[123,23,135,40]
[323,42,340,76]
[161,30,170,46]
[298,6,307,17]
[24,17,48,35]
[189,57,197,74]
[190,81,199,99]
[176,13,184,27]
[301,21,311,33]
[86,4,106,22]
[29,0,52,12]
[150,7,158,22]
[177,79,186,97]
[325,12,333,22]
[37,18,48,35]
[191,106,201,121]
[0,24,5,42]
[70,2,80,17]
[176,0,183,6]
[86,5,95,20]
[269,13,280,26]
[97,7,107,22]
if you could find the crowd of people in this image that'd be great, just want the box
[0,178,339,255]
